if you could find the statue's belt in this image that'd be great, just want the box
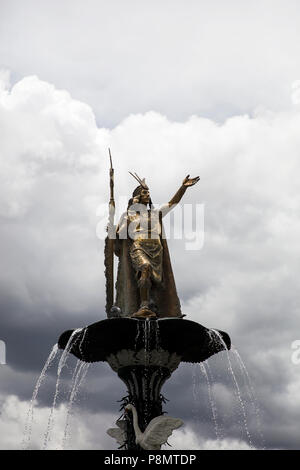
[133,238,161,243]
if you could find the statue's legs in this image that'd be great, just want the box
[138,264,151,308]
[132,264,156,318]
[130,240,162,318]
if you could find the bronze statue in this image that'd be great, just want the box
[105,155,199,319]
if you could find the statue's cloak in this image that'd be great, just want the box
[114,212,182,318]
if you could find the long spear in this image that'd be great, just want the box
[104,149,115,315]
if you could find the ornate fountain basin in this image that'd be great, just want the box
[58,317,231,364]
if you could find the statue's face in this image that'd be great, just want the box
[139,188,150,205]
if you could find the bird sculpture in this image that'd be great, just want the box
[107,419,127,446]
[124,403,183,450]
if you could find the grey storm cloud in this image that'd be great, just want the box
[1,1,300,450]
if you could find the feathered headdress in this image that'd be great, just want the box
[128,172,149,190]
[128,171,153,209]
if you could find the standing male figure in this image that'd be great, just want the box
[112,173,199,319]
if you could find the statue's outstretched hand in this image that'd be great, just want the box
[182,174,200,187]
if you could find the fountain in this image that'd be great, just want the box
[56,158,231,450]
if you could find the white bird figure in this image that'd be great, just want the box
[125,403,183,450]
[107,419,127,446]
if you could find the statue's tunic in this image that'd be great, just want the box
[127,207,163,283]
[130,238,162,283]
[114,204,182,318]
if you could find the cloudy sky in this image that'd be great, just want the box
[1,0,300,450]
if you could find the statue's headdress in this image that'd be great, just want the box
[128,171,153,208]
[128,172,149,191]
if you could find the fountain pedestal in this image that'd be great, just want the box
[106,339,182,449]
[117,365,173,449]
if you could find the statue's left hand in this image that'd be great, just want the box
[182,174,200,187]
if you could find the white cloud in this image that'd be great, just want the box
[0,393,120,450]
[0,72,108,314]
[165,427,252,450]
[291,80,300,105]
[0,393,253,450]
[0,72,106,218]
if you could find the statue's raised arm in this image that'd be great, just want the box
[159,174,200,217]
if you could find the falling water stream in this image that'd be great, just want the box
[155,319,160,351]
[143,319,150,428]
[190,329,264,448]
[24,327,92,450]
[22,344,59,449]
[210,329,254,448]
[232,346,265,448]
[43,328,82,449]
[200,362,222,440]
[191,364,201,431]
[134,320,141,349]
[61,327,90,448]
[62,360,90,449]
